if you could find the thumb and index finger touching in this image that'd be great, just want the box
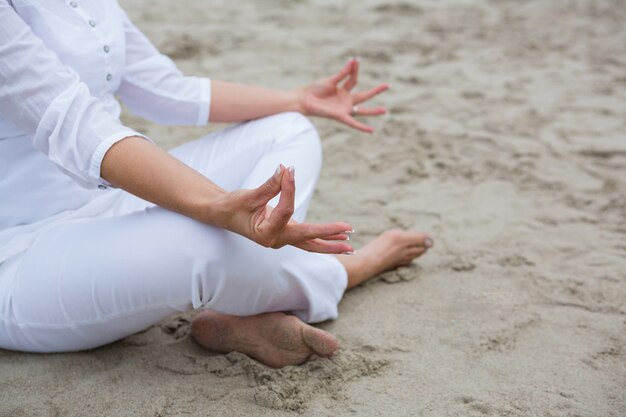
[253,164,285,205]
[252,165,355,250]
[267,165,296,232]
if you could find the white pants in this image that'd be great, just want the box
[0,112,348,353]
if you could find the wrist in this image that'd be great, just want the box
[287,88,307,115]
[202,189,251,239]
[193,185,230,228]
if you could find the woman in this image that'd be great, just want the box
[0,0,433,368]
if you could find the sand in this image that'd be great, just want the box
[1,0,625,415]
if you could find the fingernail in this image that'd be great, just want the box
[342,251,356,255]
[274,165,281,177]
[287,165,295,180]
[345,234,350,241]
[345,229,355,235]
[424,238,434,248]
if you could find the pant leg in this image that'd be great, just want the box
[0,113,347,353]
[0,209,226,352]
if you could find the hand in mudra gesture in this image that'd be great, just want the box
[297,58,389,133]
[214,165,354,254]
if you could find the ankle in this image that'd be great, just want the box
[335,254,370,289]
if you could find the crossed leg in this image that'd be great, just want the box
[0,113,348,352]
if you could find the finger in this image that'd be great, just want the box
[353,84,389,104]
[253,164,285,205]
[267,165,296,231]
[339,115,374,133]
[319,233,350,241]
[342,58,359,91]
[312,228,354,241]
[294,238,354,254]
[329,59,355,85]
[352,106,386,116]
[287,221,354,242]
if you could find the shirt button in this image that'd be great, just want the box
[89,20,96,27]
[98,184,107,190]
[106,73,112,81]
[103,45,110,53]
[69,1,78,7]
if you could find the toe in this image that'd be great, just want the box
[407,246,427,259]
[407,232,433,248]
[302,326,339,357]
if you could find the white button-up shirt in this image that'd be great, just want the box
[0,0,212,263]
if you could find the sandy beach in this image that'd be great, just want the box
[1,0,625,415]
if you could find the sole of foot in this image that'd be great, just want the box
[191,310,339,368]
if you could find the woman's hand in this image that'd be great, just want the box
[211,165,355,254]
[295,58,389,133]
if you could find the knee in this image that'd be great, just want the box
[291,112,322,156]
[268,112,321,149]
[268,111,315,131]
[284,111,316,134]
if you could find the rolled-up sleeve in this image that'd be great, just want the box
[116,8,212,126]
[0,3,150,189]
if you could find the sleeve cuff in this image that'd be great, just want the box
[88,130,154,189]
[195,78,211,126]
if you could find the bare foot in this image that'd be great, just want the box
[191,311,339,368]
[335,229,433,289]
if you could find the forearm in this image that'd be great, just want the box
[101,136,225,225]
[209,80,303,123]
